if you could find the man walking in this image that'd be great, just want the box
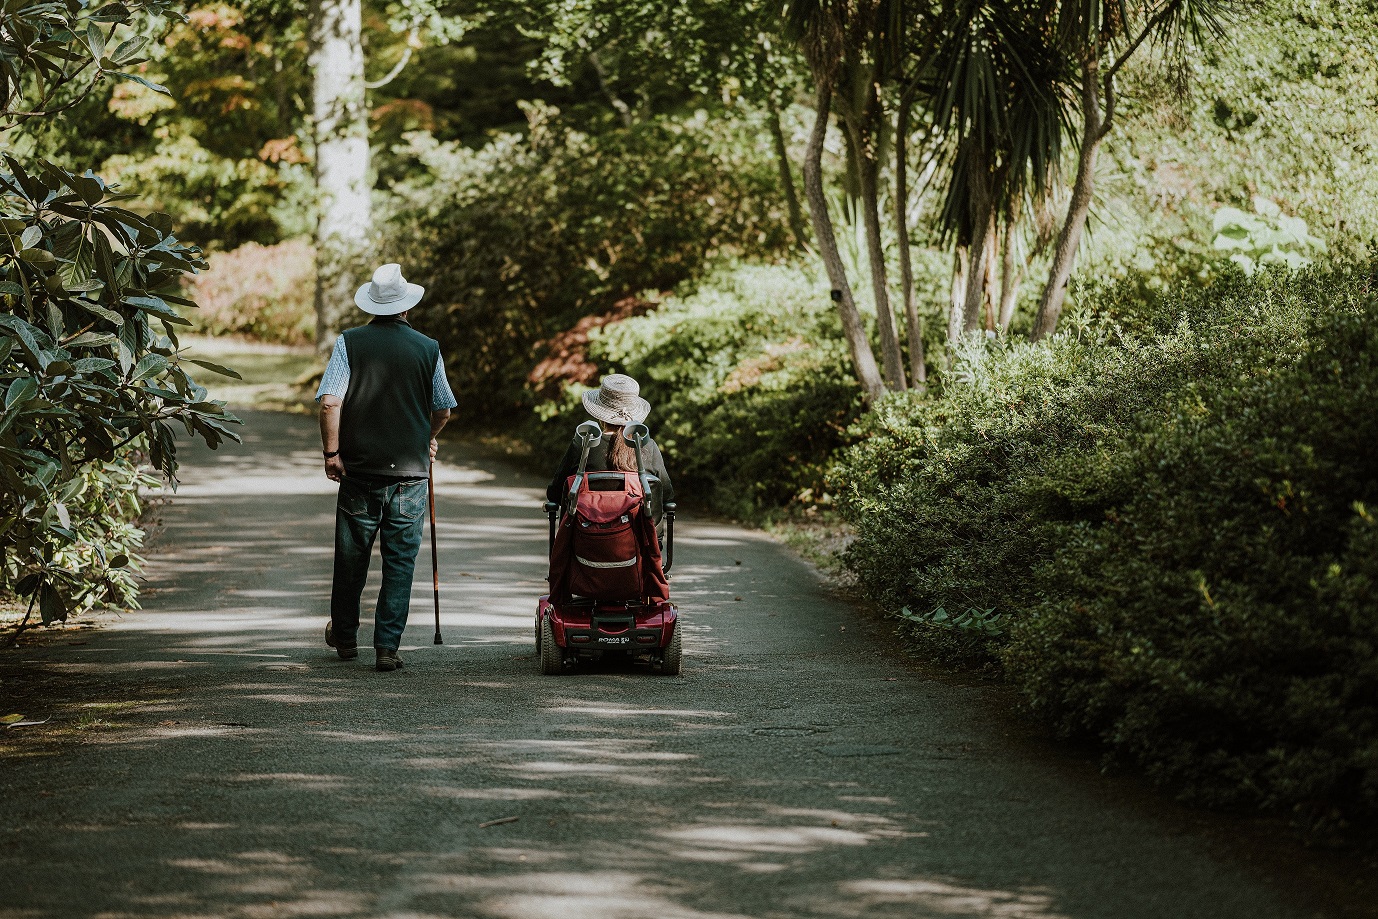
[316,263,457,672]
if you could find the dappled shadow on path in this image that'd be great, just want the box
[0,411,1315,919]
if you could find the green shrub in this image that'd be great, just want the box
[835,263,1378,832]
[2,157,240,624]
[382,110,793,420]
[535,262,863,517]
[185,239,315,344]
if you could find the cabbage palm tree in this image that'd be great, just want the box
[918,0,1070,341]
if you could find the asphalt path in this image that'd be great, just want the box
[0,409,1362,918]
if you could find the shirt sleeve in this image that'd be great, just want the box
[315,335,350,401]
[650,441,674,505]
[546,438,579,504]
[432,355,458,411]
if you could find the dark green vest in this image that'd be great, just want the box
[339,318,439,479]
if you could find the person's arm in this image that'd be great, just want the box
[316,336,350,482]
[650,441,674,505]
[320,396,345,482]
[429,409,450,461]
[430,354,457,462]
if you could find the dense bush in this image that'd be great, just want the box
[836,263,1378,832]
[534,263,863,516]
[185,239,315,344]
[383,110,793,419]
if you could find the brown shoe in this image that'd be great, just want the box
[376,649,404,672]
[326,622,358,660]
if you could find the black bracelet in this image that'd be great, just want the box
[323,450,340,459]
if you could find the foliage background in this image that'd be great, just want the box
[10,0,1378,837]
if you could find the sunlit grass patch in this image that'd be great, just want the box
[179,336,322,411]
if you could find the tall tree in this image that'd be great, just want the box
[801,0,910,390]
[308,0,370,351]
[1031,0,1230,339]
[788,0,889,400]
[893,78,926,387]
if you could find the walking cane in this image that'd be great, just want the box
[429,461,442,645]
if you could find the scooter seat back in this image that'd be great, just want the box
[567,472,643,524]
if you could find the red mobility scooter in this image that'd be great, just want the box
[536,421,681,675]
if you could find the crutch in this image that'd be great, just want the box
[621,421,673,574]
[621,422,653,510]
[429,461,442,645]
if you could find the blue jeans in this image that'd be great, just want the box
[330,475,428,652]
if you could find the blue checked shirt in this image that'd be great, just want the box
[315,334,459,411]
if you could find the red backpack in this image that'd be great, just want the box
[550,471,669,604]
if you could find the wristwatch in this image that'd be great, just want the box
[323,450,340,459]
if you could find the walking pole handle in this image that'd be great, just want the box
[621,423,652,507]
[543,501,559,552]
[567,421,603,516]
[430,461,442,645]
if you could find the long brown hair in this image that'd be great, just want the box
[601,422,638,472]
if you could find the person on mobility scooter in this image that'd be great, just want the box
[537,374,681,675]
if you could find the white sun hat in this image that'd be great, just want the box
[355,263,425,315]
[582,373,651,425]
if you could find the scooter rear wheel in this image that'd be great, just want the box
[539,615,565,675]
[656,622,682,676]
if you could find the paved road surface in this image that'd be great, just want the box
[0,410,1356,918]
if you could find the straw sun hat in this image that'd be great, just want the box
[582,374,651,426]
[355,263,425,315]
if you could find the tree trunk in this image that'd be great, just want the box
[765,95,808,251]
[308,0,371,352]
[1032,61,1105,341]
[847,116,906,391]
[947,245,969,347]
[589,51,633,129]
[894,90,925,390]
[998,216,1022,332]
[961,183,994,334]
[802,87,886,401]
[982,219,999,331]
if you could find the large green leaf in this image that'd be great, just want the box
[109,70,168,95]
[4,376,39,410]
[38,583,67,624]
[184,358,242,380]
[65,332,118,348]
[74,299,124,326]
[129,352,168,382]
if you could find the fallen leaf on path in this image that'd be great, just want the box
[1,714,23,725]
[478,816,519,828]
